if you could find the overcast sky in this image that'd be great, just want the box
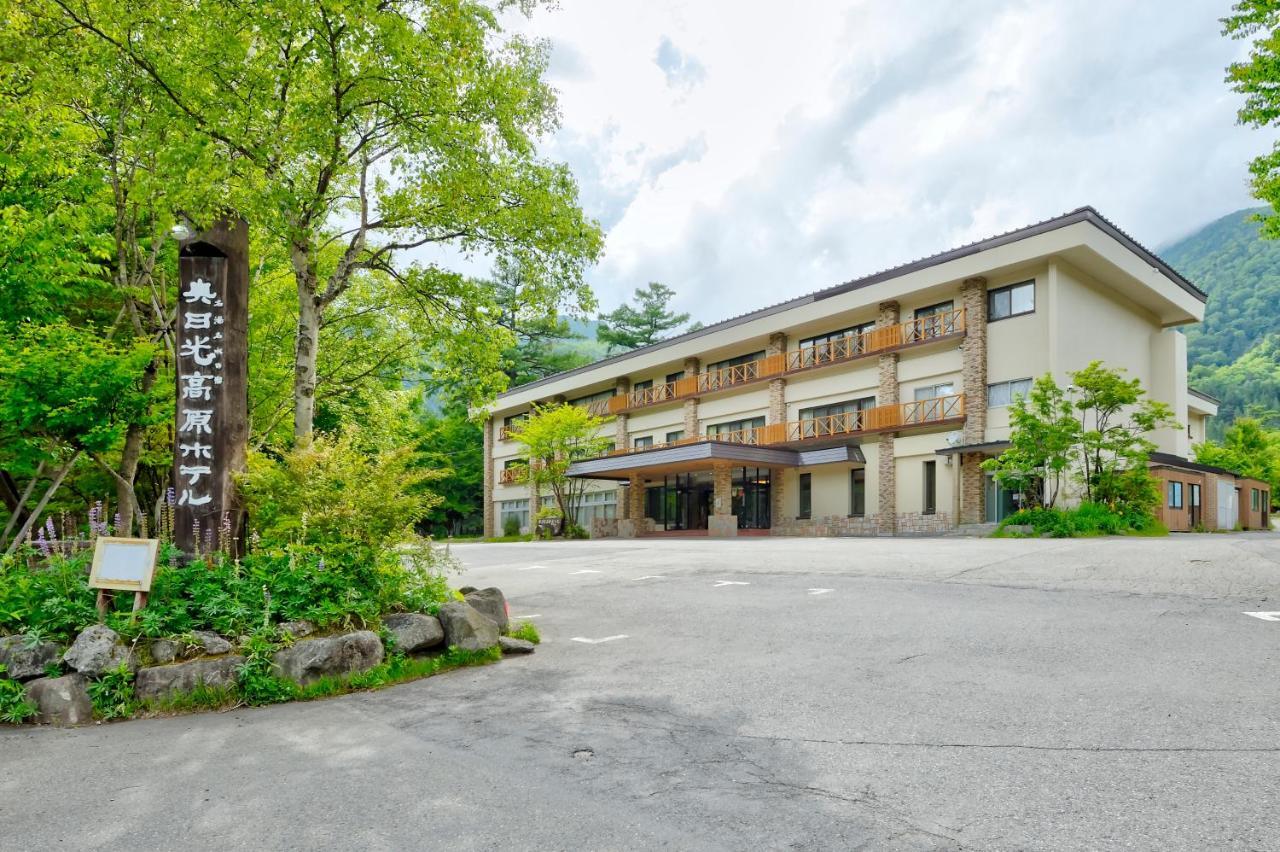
[504,0,1267,324]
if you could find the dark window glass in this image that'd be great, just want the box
[632,379,653,392]
[1168,481,1183,509]
[923,461,937,514]
[799,321,875,349]
[988,281,1035,320]
[706,417,766,439]
[705,351,766,373]
[850,469,866,517]
[665,371,685,384]
[665,430,684,443]
[798,473,812,519]
[633,436,653,450]
[914,301,954,319]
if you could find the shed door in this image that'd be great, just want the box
[1217,479,1236,530]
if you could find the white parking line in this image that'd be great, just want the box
[1244,611,1280,622]
[570,635,628,644]
[633,575,666,581]
[807,588,833,596]
[518,565,544,571]
[569,569,602,575]
[713,580,750,587]
[512,614,541,619]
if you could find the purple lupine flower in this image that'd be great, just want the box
[166,487,176,507]
[316,558,326,572]
[34,527,52,558]
[112,512,121,535]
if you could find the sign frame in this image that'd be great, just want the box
[88,536,160,593]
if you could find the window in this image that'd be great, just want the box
[706,416,766,440]
[632,436,653,450]
[499,499,530,532]
[665,430,685,443]
[799,321,876,350]
[1168,481,1184,509]
[987,378,1033,407]
[705,351,766,374]
[632,379,653,393]
[914,383,955,401]
[1252,488,1261,511]
[665,371,685,384]
[923,461,937,514]
[798,473,812,519]
[850,469,866,517]
[798,397,875,437]
[988,280,1035,320]
[914,301,954,319]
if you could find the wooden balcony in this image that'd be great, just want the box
[609,308,966,414]
[606,394,964,456]
[498,467,523,485]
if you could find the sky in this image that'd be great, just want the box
[500,0,1268,325]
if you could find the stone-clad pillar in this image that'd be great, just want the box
[767,333,787,425]
[628,473,645,519]
[959,277,988,524]
[876,300,900,535]
[683,356,701,437]
[709,461,737,537]
[770,468,786,534]
[482,417,495,538]
[614,377,630,449]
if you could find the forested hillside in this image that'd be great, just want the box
[1161,207,1280,435]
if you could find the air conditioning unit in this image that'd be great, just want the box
[944,430,963,448]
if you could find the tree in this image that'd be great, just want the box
[1195,417,1280,495]
[45,0,604,438]
[490,257,595,386]
[982,375,1079,509]
[1224,3,1280,239]
[416,405,485,537]
[1070,362,1177,508]
[507,404,611,534]
[597,282,693,353]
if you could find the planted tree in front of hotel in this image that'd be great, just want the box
[507,404,612,537]
[982,375,1079,509]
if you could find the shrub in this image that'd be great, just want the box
[502,516,521,538]
[507,621,541,644]
[998,501,1166,538]
[0,664,38,723]
[87,662,137,720]
[0,550,98,645]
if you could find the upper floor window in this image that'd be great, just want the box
[631,379,653,393]
[665,430,685,443]
[706,416,765,439]
[799,397,875,421]
[988,378,1032,407]
[914,382,955,401]
[799,321,875,350]
[569,389,614,407]
[633,436,654,450]
[914,300,954,319]
[988,280,1035,321]
[705,351,766,374]
[665,371,685,384]
[504,413,527,429]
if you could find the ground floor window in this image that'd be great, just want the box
[798,473,812,519]
[849,468,866,517]
[1168,481,1183,509]
[644,468,771,530]
[499,499,530,533]
[578,490,617,527]
[984,474,1019,523]
[922,461,937,515]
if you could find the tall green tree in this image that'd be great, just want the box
[1225,2,1280,238]
[1195,417,1280,495]
[42,0,604,439]
[415,405,484,537]
[982,375,1079,509]
[597,282,693,353]
[490,257,595,386]
[507,403,611,534]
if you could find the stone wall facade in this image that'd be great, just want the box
[683,357,701,435]
[876,300,900,535]
[959,277,988,524]
[772,514,882,537]
[960,452,986,526]
[895,511,954,535]
[767,333,787,425]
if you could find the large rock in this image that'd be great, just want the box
[463,587,509,633]
[191,630,233,656]
[436,602,500,652]
[62,625,135,676]
[382,613,444,654]
[271,631,384,686]
[498,636,535,655]
[278,620,316,639]
[148,639,180,665]
[0,635,62,681]
[135,656,245,701]
[24,674,93,726]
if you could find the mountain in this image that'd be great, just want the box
[1161,207,1280,435]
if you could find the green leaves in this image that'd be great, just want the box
[597,283,693,353]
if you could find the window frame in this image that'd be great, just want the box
[798,472,812,520]
[987,280,1035,322]
[632,435,654,450]
[913,300,954,319]
[913,382,955,402]
[665,430,685,444]
[987,378,1033,408]
[1168,481,1184,509]
[849,468,866,517]
[923,460,937,515]
[798,321,876,350]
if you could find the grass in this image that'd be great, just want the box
[445,534,535,543]
[137,683,241,716]
[506,620,541,644]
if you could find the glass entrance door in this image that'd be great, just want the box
[732,467,771,529]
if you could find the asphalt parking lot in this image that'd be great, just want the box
[4,533,1279,850]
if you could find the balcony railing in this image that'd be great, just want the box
[609,308,966,414]
[499,467,522,485]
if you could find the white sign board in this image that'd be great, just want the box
[89,537,159,592]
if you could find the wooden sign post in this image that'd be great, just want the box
[175,218,249,557]
[89,537,160,618]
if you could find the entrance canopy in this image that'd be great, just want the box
[566,440,865,481]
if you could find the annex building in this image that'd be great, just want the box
[483,207,1268,537]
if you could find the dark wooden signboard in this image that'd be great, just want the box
[175,219,249,557]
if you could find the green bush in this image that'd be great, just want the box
[998,501,1166,538]
[0,664,38,723]
[88,662,137,720]
[507,621,541,644]
[502,516,521,537]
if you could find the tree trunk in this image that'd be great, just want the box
[115,358,158,535]
[0,462,44,548]
[4,452,80,556]
[293,275,322,440]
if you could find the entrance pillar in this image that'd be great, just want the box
[618,474,646,538]
[709,462,738,537]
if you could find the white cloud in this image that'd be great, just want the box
[511,0,1268,323]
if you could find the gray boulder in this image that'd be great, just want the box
[278,620,316,639]
[464,587,509,632]
[191,630,233,656]
[498,636,535,655]
[382,613,444,654]
[62,625,136,676]
[271,631,383,686]
[437,602,500,652]
[24,674,93,726]
[0,635,62,681]
[135,656,244,701]
[148,639,180,665]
